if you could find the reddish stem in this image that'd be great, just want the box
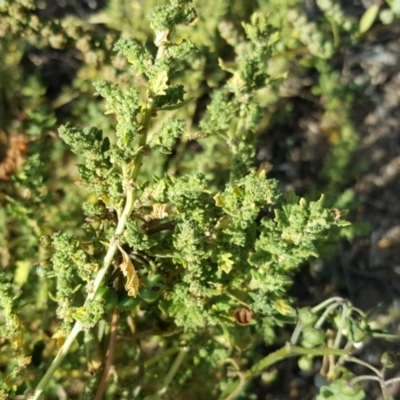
[94,307,120,400]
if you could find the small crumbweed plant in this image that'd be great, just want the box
[0,1,399,399]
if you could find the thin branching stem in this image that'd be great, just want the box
[28,99,155,400]
[94,307,120,400]
[219,343,349,400]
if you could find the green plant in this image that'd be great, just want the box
[1,1,399,399]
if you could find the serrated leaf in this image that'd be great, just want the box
[187,306,204,327]
[217,252,234,274]
[158,97,194,111]
[117,245,139,297]
[317,378,365,400]
[214,192,225,208]
[358,4,380,35]
[272,299,295,316]
[227,71,247,94]
[148,70,169,96]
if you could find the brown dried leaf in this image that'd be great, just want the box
[378,226,400,249]
[0,134,29,180]
[233,308,254,326]
[256,161,273,176]
[117,245,139,297]
[149,203,170,220]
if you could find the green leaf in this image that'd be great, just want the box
[148,69,169,97]
[391,0,400,14]
[150,118,185,154]
[158,97,194,111]
[379,9,395,24]
[272,299,295,316]
[358,4,380,35]
[217,252,234,274]
[113,38,153,76]
[317,378,365,400]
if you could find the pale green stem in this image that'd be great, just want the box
[157,346,189,396]
[345,355,382,376]
[219,343,348,400]
[144,346,181,370]
[314,300,344,329]
[292,298,349,345]
[28,101,155,400]
[350,375,393,400]
[311,296,344,314]
[27,321,82,400]
[290,321,303,345]
[331,20,340,48]
[333,305,350,349]
[135,347,188,400]
[385,377,400,386]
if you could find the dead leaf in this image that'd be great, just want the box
[117,244,139,297]
[149,203,170,219]
[233,308,254,326]
[257,161,273,176]
[52,329,66,348]
[378,226,400,249]
[0,134,29,180]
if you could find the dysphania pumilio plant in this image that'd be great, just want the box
[1,1,397,399]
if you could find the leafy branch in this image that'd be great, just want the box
[27,2,198,398]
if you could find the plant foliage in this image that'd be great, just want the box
[0,1,398,399]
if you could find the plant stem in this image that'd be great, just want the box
[94,307,120,400]
[345,355,382,376]
[27,321,82,400]
[28,100,155,400]
[219,343,348,400]
[130,101,154,180]
[157,346,189,396]
[28,196,133,400]
[312,296,344,314]
[350,375,393,400]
